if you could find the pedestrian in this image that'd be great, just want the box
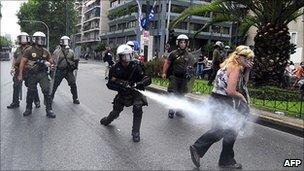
[196,55,204,79]
[292,62,304,88]
[126,41,139,59]
[189,45,254,169]
[282,61,294,88]
[51,36,80,104]
[7,32,41,109]
[18,31,55,118]
[162,34,195,118]
[208,41,224,85]
[103,46,114,79]
[100,44,151,142]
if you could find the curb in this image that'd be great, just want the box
[146,85,304,137]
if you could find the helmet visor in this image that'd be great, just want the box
[33,36,46,46]
[120,54,133,62]
[61,39,70,46]
[18,35,29,44]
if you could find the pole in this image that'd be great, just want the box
[65,0,68,35]
[165,0,172,44]
[22,20,50,50]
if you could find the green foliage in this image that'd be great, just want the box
[108,5,137,20]
[95,43,106,52]
[145,58,164,78]
[17,0,78,52]
[0,36,12,47]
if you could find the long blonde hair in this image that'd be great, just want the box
[220,45,254,69]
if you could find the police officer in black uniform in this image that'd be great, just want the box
[100,44,151,142]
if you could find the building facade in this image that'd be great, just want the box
[74,0,109,56]
[246,14,304,65]
[100,0,233,60]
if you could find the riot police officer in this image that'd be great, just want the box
[100,44,151,142]
[51,36,80,104]
[18,31,55,118]
[7,32,40,109]
[162,34,195,118]
[208,41,224,85]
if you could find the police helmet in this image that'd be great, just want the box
[117,44,133,62]
[17,32,30,45]
[32,31,46,46]
[176,34,189,46]
[126,41,134,47]
[60,36,71,46]
[224,45,230,50]
[214,41,224,49]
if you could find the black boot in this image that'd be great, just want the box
[46,109,56,118]
[132,106,142,142]
[44,92,55,118]
[70,84,79,104]
[7,102,19,109]
[34,101,41,108]
[190,145,201,168]
[23,108,32,116]
[168,109,175,119]
[132,132,140,142]
[10,79,21,109]
[73,99,80,104]
[100,117,112,126]
[23,89,34,115]
[100,111,120,126]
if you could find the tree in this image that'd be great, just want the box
[17,0,77,52]
[171,0,304,86]
[0,36,12,48]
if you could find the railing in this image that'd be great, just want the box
[152,78,303,119]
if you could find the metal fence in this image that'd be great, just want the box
[153,78,303,119]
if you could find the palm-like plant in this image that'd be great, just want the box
[171,0,304,86]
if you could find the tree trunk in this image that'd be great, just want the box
[252,23,295,87]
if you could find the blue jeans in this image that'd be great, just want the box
[196,64,203,76]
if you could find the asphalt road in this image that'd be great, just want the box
[1,59,303,170]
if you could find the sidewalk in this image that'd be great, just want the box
[146,84,304,137]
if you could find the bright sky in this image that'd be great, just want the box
[1,0,28,43]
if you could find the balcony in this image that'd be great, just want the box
[83,27,100,34]
[84,0,100,14]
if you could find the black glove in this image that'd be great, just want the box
[135,82,145,90]
[185,66,193,80]
[120,80,131,88]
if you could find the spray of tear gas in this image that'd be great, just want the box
[138,90,256,138]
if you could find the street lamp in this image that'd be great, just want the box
[21,19,50,50]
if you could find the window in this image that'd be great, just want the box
[110,25,116,32]
[151,21,158,29]
[291,32,297,44]
[211,25,221,33]
[176,22,187,30]
[110,0,119,8]
[221,27,230,34]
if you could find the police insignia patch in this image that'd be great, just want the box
[32,53,37,58]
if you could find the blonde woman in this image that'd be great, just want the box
[189,45,254,169]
